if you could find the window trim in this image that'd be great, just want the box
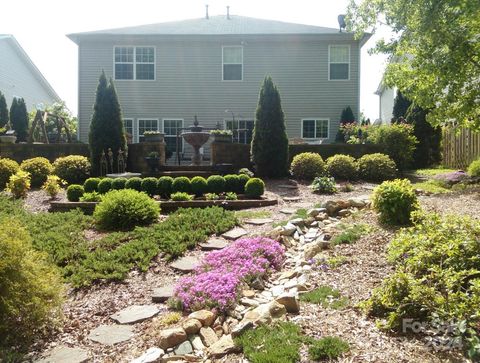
[301,118,330,140]
[328,44,350,81]
[224,118,254,144]
[222,45,243,82]
[136,118,160,143]
[114,46,156,81]
[162,118,184,153]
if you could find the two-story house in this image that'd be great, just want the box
[68,13,370,158]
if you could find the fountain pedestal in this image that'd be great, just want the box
[181,116,211,166]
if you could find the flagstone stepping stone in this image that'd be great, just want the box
[170,256,200,272]
[37,346,89,363]
[131,347,164,363]
[111,305,160,324]
[280,208,296,214]
[152,285,175,303]
[88,324,134,345]
[222,227,247,240]
[283,196,302,202]
[199,238,228,250]
[244,218,273,225]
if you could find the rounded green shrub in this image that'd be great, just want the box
[372,179,419,225]
[112,177,127,190]
[190,176,208,196]
[97,178,113,194]
[141,177,158,197]
[53,155,90,184]
[66,184,84,202]
[93,189,160,230]
[357,153,397,182]
[157,176,174,198]
[20,157,53,187]
[238,174,250,194]
[245,177,265,198]
[125,177,142,191]
[172,176,191,194]
[83,177,101,193]
[290,152,325,180]
[238,168,254,177]
[0,158,19,189]
[224,174,240,193]
[80,191,102,202]
[467,159,480,177]
[207,175,226,194]
[326,154,357,181]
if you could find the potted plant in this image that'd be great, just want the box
[143,130,165,143]
[0,124,16,144]
[210,129,233,143]
[144,151,160,172]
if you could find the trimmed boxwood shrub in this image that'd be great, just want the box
[125,177,142,191]
[172,177,191,194]
[112,177,127,190]
[66,184,84,202]
[290,152,325,180]
[357,153,397,182]
[326,154,357,181]
[245,177,265,198]
[224,174,240,193]
[158,176,174,198]
[207,175,226,194]
[20,157,53,187]
[53,155,90,185]
[238,174,250,194]
[97,178,113,194]
[190,176,208,197]
[141,177,158,197]
[83,177,101,193]
[93,189,160,230]
[0,158,19,189]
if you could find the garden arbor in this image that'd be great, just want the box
[28,110,72,144]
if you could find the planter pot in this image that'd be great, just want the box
[212,134,232,143]
[0,135,17,144]
[144,157,160,172]
[143,133,165,143]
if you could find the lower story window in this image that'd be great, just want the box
[123,118,133,143]
[302,119,329,139]
[138,119,159,142]
[163,119,183,154]
[225,119,254,144]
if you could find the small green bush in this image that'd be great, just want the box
[207,175,226,194]
[6,170,31,198]
[171,192,194,201]
[205,192,220,200]
[225,192,238,200]
[66,184,84,202]
[94,189,160,230]
[245,178,265,198]
[0,158,19,189]
[308,336,350,361]
[238,168,254,177]
[42,175,63,199]
[224,174,240,193]
[141,177,158,197]
[190,176,208,196]
[237,174,250,193]
[125,177,142,191]
[326,154,357,180]
[290,152,325,180]
[157,176,174,198]
[467,159,480,177]
[83,177,101,193]
[97,178,113,194]
[52,155,90,184]
[372,179,419,225]
[357,153,397,182]
[311,176,337,194]
[172,176,191,194]
[20,157,53,187]
[80,191,103,202]
[111,177,127,190]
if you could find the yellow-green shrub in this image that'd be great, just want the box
[290,152,325,180]
[42,175,64,199]
[0,158,19,189]
[53,155,90,184]
[20,157,53,187]
[6,170,31,198]
[326,154,357,180]
[467,159,480,177]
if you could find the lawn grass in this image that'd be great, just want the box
[273,208,308,227]
[235,209,272,220]
[308,336,350,361]
[331,223,370,245]
[414,167,456,176]
[300,285,349,310]
[412,180,451,194]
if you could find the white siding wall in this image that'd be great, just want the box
[379,87,397,124]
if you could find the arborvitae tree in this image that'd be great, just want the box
[335,106,356,142]
[10,97,29,142]
[251,76,289,178]
[89,71,126,176]
[392,91,411,123]
[0,91,8,128]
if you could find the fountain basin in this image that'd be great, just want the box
[181,132,210,148]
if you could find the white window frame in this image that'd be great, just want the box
[136,118,160,143]
[328,45,350,81]
[123,118,134,143]
[224,119,254,144]
[114,46,156,81]
[222,46,243,82]
[301,118,330,141]
[162,118,184,153]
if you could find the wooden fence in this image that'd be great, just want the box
[443,128,480,169]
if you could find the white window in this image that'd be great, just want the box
[115,46,155,80]
[222,46,243,81]
[225,119,254,144]
[302,119,329,139]
[123,118,134,143]
[137,119,159,142]
[163,119,183,153]
[329,45,350,80]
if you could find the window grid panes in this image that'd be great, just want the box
[223,46,243,81]
[329,45,349,80]
[123,119,133,143]
[163,119,183,153]
[138,119,159,141]
[225,120,254,144]
[302,119,329,139]
[115,46,154,80]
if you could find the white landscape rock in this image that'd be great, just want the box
[130,347,164,363]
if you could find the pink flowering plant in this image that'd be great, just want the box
[173,237,284,311]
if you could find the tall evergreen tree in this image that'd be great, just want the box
[335,106,356,142]
[251,76,289,178]
[392,91,411,123]
[89,71,126,176]
[10,97,29,142]
[0,91,8,128]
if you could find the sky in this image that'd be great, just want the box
[0,0,389,121]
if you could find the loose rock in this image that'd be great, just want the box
[188,310,216,327]
[158,328,188,350]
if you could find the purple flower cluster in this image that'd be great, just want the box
[173,237,284,311]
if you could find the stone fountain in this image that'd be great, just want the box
[181,116,210,166]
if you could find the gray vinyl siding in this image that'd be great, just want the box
[77,35,360,149]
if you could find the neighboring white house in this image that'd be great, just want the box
[0,34,60,111]
[375,78,397,124]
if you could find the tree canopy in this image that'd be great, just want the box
[347,0,480,129]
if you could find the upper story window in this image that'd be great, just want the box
[329,45,350,80]
[302,119,329,139]
[114,46,155,80]
[223,46,243,81]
